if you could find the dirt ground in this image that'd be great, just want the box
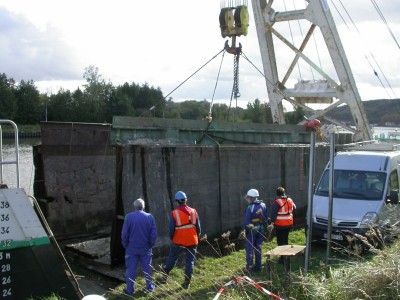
[60,237,124,298]
[68,260,122,298]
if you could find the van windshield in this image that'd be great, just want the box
[315,170,386,200]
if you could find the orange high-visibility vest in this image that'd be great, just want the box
[274,197,294,227]
[172,208,198,246]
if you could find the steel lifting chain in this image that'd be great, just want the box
[232,53,240,100]
[227,50,241,120]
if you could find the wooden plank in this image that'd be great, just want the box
[265,245,306,256]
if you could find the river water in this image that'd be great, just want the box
[0,138,40,195]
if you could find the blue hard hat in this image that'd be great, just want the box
[175,191,187,201]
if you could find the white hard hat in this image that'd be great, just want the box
[246,189,259,198]
[82,295,106,300]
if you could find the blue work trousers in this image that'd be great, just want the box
[245,230,264,270]
[276,226,291,246]
[163,244,197,277]
[125,251,153,294]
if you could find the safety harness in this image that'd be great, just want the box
[247,200,267,231]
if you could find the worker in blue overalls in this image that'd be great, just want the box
[121,198,158,295]
[242,188,268,272]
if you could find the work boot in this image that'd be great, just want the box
[156,268,169,285]
[146,283,156,292]
[123,288,133,296]
[250,266,264,273]
[181,275,191,289]
[156,273,168,285]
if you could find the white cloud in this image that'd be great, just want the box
[0,0,399,108]
[0,7,82,81]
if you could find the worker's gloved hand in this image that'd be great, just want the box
[238,230,246,240]
[267,224,274,233]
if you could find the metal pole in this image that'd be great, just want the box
[0,125,2,184]
[304,131,316,273]
[326,132,335,266]
[14,122,19,188]
[0,120,19,188]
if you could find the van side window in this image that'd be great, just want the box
[388,171,399,196]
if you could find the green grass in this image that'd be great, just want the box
[35,228,400,299]
[96,230,305,299]
[1,124,40,132]
[100,228,400,299]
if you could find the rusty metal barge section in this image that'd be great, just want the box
[33,118,331,264]
[34,122,115,240]
[110,141,330,264]
[111,116,311,145]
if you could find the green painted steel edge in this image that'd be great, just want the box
[0,237,50,250]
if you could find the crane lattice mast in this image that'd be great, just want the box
[251,0,372,141]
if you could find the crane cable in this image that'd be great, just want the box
[163,48,225,101]
[364,54,392,100]
[370,0,400,51]
[368,53,397,99]
[208,49,227,120]
[139,48,226,117]
[241,51,304,109]
[332,0,397,100]
[197,49,227,145]
[369,0,399,100]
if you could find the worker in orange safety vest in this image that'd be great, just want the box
[268,187,296,247]
[158,191,201,290]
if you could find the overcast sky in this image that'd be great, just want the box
[0,0,399,109]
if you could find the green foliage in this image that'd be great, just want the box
[291,244,400,299]
[1,68,399,127]
[47,90,72,121]
[14,80,42,124]
[285,105,306,124]
[178,100,209,120]
[28,293,66,300]
[106,88,135,120]
[82,65,114,122]
[0,73,17,119]
[327,99,400,126]
[0,69,272,125]
[243,98,272,123]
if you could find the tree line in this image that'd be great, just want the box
[0,66,307,125]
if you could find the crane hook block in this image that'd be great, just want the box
[234,5,249,36]
[219,8,234,38]
[219,5,249,38]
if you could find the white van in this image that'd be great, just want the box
[312,148,400,248]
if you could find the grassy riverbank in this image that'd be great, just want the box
[1,123,40,139]
[32,228,400,299]
[97,230,400,299]
[1,124,40,132]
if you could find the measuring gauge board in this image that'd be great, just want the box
[0,188,79,299]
